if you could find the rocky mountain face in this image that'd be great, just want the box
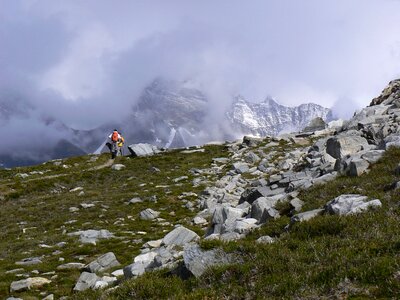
[2,79,400,298]
[117,79,333,149]
[226,96,333,136]
[122,79,209,149]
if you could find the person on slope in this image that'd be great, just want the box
[117,133,125,156]
[108,129,121,159]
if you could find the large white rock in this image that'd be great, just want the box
[128,143,160,157]
[326,135,370,159]
[162,226,200,246]
[73,272,99,291]
[325,194,382,215]
[84,252,120,273]
[251,197,279,223]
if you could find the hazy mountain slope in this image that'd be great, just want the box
[227,96,333,136]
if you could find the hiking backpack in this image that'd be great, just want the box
[112,131,119,142]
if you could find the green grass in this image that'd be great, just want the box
[73,147,400,300]
[0,145,229,299]
[2,142,400,299]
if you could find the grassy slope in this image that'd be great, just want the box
[75,147,400,300]
[0,145,228,299]
[1,143,399,299]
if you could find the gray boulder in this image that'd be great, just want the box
[233,162,249,174]
[239,187,286,205]
[10,277,51,292]
[128,143,160,157]
[244,152,261,164]
[15,257,42,266]
[140,208,160,220]
[289,198,304,212]
[183,244,235,278]
[73,272,99,291]
[242,136,264,147]
[361,150,385,164]
[93,276,117,290]
[325,194,382,215]
[250,197,279,222]
[348,159,370,177]
[303,117,327,132]
[385,134,400,148]
[326,135,370,159]
[162,226,200,246]
[312,173,337,185]
[291,209,325,223]
[68,229,114,245]
[123,262,146,279]
[233,218,258,234]
[84,252,120,273]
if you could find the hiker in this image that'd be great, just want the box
[108,129,121,159]
[117,133,125,156]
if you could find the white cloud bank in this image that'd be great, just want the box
[0,0,400,129]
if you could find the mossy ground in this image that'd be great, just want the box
[1,143,400,299]
[0,145,228,299]
[78,147,399,300]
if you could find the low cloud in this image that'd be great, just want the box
[0,0,400,163]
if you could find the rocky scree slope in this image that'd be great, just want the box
[1,79,400,299]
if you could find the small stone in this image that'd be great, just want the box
[15,257,42,266]
[193,216,208,225]
[291,209,325,223]
[128,197,143,204]
[80,203,95,209]
[139,208,160,220]
[256,236,275,244]
[111,269,124,277]
[143,239,163,248]
[57,263,85,270]
[111,164,126,171]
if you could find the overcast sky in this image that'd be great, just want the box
[1,0,400,129]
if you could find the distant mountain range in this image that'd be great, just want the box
[227,96,332,136]
[0,79,332,167]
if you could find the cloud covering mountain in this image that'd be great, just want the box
[0,0,400,165]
